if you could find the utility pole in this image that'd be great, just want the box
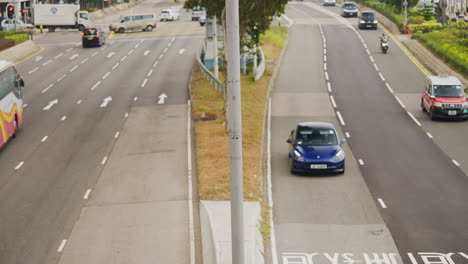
[403,0,408,26]
[225,0,244,263]
[213,15,219,79]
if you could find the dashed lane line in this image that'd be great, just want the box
[330,95,337,108]
[57,240,67,252]
[452,160,460,167]
[336,111,345,126]
[378,198,387,209]
[407,112,422,127]
[29,67,39,74]
[395,96,406,108]
[84,189,92,200]
[15,161,24,170]
[101,156,108,165]
[345,132,350,138]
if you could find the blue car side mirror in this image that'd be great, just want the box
[287,139,292,144]
[340,138,346,145]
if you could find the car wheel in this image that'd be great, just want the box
[78,25,85,31]
[338,167,345,175]
[118,28,125,33]
[12,118,18,138]
[421,99,427,112]
[429,109,436,120]
[146,25,154,31]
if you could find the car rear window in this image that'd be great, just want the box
[361,13,376,19]
[296,127,338,146]
[83,29,98,35]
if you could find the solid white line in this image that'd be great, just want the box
[77,100,82,105]
[379,72,385,81]
[330,95,337,108]
[83,189,92,200]
[141,78,148,87]
[42,84,54,94]
[55,53,63,59]
[125,113,129,118]
[147,69,153,77]
[29,67,39,74]
[103,72,111,79]
[66,48,73,52]
[15,161,24,170]
[159,54,164,59]
[57,75,66,82]
[358,159,364,166]
[41,136,48,142]
[370,56,374,62]
[101,156,108,165]
[187,100,196,264]
[452,160,460,166]
[61,116,67,121]
[327,82,332,93]
[385,83,394,93]
[43,60,52,66]
[69,65,78,72]
[114,132,120,139]
[336,111,345,126]
[267,98,278,264]
[407,112,422,126]
[325,71,329,81]
[128,49,134,55]
[57,240,67,252]
[91,52,98,57]
[80,58,89,64]
[426,132,433,139]
[133,97,138,101]
[121,55,128,62]
[324,55,327,62]
[91,81,101,91]
[378,198,387,208]
[153,61,159,67]
[395,96,406,108]
[374,63,379,71]
[345,132,350,138]
[112,63,119,70]
[324,63,327,71]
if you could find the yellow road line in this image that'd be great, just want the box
[108,31,114,39]
[380,25,431,77]
[16,45,45,65]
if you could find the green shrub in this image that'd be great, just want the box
[408,16,424,24]
[4,33,29,45]
[409,22,443,33]
[365,1,404,31]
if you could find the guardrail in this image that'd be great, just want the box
[254,47,265,81]
[196,45,226,96]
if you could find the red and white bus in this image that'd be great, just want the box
[0,60,24,148]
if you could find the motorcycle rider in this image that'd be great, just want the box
[379,33,389,43]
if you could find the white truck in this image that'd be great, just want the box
[31,4,91,32]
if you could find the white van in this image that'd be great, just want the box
[109,14,156,33]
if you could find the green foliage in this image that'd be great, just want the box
[409,22,443,32]
[422,4,434,21]
[365,1,404,31]
[408,16,424,24]
[0,32,29,45]
[260,26,287,48]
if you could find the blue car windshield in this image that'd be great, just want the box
[433,85,464,98]
[296,127,338,146]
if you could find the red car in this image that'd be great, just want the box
[421,75,468,120]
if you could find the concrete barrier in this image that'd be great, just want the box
[0,40,40,63]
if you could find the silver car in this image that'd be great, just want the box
[341,2,358,17]
[1,19,34,32]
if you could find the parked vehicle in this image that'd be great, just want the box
[421,75,468,120]
[0,60,24,149]
[191,7,206,21]
[82,28,105,48]
[199,14,206,26]
[358,11,378,29]
[1,19,34,32]
[323,0,336,6]
[109,14,156,33]
[287,122,346,174]
[31,4,90,32]
[160,9,179,21]
[341,2,358,17]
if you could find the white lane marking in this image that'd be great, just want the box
[323,55,327,62]
[373,63,379,71]
[168,42,172,47]
[385,83,394,93]
[77,100,82,105]
[54,53,63,59]
[379,72,385,81]
[121,55,128,62]
[69,65,78,72]
[35,56,43,62]
[43,60,52,66]
[147,69,153,77]
[42,84,54,94]
[427,132,433,139]
[163,47,168,53]
[407,112,422,126]
[28,67,39,74]
[69,54,78,60]
[324,71,329,81]
[366,49,370,55]
[171,37,175,42]
[267,98,278,264]
[114,132,120,139]
[23,104,28,108]
[66,48,73,52]
[80,58,89,64]
[133,96,139,101]
[153,61,159,67]
[358,159,364,166]
[324,63,327,71]
[100,97,112,107]
[140,39,145,43]
[452,160,460,167]
[91,81,101,91]
[57,240,67,252]
[141,78,148,87]
[336,111,345,126]
[101,156,108,165]
[187,100,196,264]
[281,14,293,27]
[370,56,374,62]
[323,43,326,48]
[378,198,387,209]
[125,113,129,118]
[327,82,332,93]
[41,136,48,142]
[100,46,108,51]
[144,50,150,56]
[112,63,119,70]
[15,161,24,170]
[57,75,66,82]
[345,132,350,138]
[43,99,58,111]
[128,49,134,55]
[91,52,98,57]
[323,49,327,55]
[157,93,167,104]
[330,95,337,108]
[61,116,67,121]
[363,44,368,49]
[83,189,92,200]
[135,43,140,49]
[159,54,164,59]
[107,52,116,58]
[395,96,406,108]
[103,72,111,79]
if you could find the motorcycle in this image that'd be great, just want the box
[380,39,389,54]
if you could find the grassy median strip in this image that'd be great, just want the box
[191,26,288,202]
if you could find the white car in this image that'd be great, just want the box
[323,0,336,6]
[1,19,34,32]
[160,9,180,21]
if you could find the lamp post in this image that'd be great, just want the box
[404,0,408,26]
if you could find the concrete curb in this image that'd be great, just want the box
[0,40,41,64]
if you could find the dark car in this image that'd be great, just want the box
[341,2,358,17]
[358,11,378,29]
[287,122,346,174]
[82,28,105,48]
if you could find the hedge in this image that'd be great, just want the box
[408,23,443,33]
[4,33,29,45]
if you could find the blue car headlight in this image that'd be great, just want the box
[293,149,305,162]
[331,149,345,162]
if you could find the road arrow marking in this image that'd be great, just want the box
[107,52,115,58]
[43,99,58,110]
[144,50,150,56]
[100,96,112,107]
[179,48,185,54]
[69,54,79,60]
[158,93,167,104]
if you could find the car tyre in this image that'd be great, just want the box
[421,99,427,112]
[429,109,436,120]
[289,158,295,174]
[78,25,85,31]
[146,25,154,31]
[118,28,125,33]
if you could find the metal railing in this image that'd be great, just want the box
[253,47,265,81]
[196,44,226,96]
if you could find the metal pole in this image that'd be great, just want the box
[14,0,17,31]
[213,15,219,79]
[225,0,244,262]
[404,0,408,26]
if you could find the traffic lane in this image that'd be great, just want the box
[133,37,201,106]
[324,24,468,256]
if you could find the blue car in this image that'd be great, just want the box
[287,122,346,174]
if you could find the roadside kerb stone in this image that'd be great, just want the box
[0,40,40,63]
